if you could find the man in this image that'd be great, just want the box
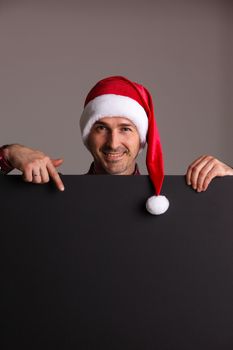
[1,144,232,192]
[0,76,232,195]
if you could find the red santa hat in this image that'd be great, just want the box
[80,76,169,215]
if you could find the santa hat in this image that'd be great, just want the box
[80,76,169,215]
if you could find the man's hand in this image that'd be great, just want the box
[186,155,233,192]
[3,144,65,191]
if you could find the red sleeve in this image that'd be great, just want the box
[0,146,14,174]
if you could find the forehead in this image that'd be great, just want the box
[97,116,137,128]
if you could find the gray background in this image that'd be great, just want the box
[0,0,232,174]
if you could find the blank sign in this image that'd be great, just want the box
[1,175,233,349]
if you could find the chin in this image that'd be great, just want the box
[96,156,131,175]
[104,163,127,175]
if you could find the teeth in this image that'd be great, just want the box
[104,153,124,159]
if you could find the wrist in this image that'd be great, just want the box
[3,143,23,164]
[2,144,10,160]
[0,145,14,173]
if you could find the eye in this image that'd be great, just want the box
[121,127,132,132]
[95,125,107,131]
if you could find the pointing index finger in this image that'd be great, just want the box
[47,162,65,191]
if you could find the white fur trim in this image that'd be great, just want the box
[146,195,169,215]
[80,94,148,145]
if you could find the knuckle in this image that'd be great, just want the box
[31,160,39,167]
[24,164,32,172]
[211,158,218,166]
[49,170,56,178]
[199,170,206,177]
[205,174,212,182]
[192,165,199,172]
[201,154,211,161]
[43,156,50,163]
[205,155,213,161]
[52,169,59,177]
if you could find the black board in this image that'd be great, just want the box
[1,175,233,349]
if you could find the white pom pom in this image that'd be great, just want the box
[146,195,169,215]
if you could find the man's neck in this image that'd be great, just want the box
[87,162,140,175]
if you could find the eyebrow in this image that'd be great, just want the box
[119,123,136,128]
[94,121,136,129]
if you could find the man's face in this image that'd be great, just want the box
[86,117,141,175]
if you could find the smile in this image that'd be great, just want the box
[103,152,125,161]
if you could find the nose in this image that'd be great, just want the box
[106,130,121,150]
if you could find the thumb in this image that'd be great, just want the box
[51,158,64,168]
